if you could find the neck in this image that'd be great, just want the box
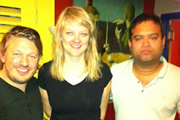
[64,55,87,77]
[133,61,163,75]
[65,55,85,68]
[133,61,163,88]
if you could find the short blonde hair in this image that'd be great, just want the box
[0,25,42,69]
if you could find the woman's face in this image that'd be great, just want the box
[61,21,90,59]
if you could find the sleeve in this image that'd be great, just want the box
[37,62,51,90]
[176,68,180,114]
[177,84,180,113]
[177,98,180,114]
[101,63,112,87]
[110,63,118,75]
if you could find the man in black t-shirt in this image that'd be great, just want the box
[0,26,43,120]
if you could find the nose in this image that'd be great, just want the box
[73,34,81,43]
[142,38,150,47]
[19,55,28,66]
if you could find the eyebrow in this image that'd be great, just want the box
[133,33,159,39]
[149,33,159,36]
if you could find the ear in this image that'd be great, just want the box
[128,39,132,50]
[0,52,5,63]
[162,36,165,47]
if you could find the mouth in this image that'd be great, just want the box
[141,50,152,54]
[71,44,81,49]
[16,68,29,75]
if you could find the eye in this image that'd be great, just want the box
[134,36,142,41]
[80,33,88,37]
[66,32,73,36]
[13,52,20,56]
[29,54,37,59]
[149,36,158,40]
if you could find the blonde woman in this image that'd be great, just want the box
[38,6,112,120]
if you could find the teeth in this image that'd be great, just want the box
[17,68,28,72]
[72,45,81,48]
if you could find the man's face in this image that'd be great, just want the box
[1,37,39,85]
[128,20,165,65]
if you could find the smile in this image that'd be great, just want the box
[71,45,81,49]
[16,68,29,73]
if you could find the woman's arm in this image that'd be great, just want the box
[39,87,52,118]
[100,80,112,120]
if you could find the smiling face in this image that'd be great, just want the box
[61,21,90,59]
[1,37,39,86]
[128,20,165,65]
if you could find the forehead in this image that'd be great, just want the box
[64,17,89,27]
[5,37,38,51]
[132,20,161,34]
[63,21,89,31]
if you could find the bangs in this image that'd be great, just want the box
[66,15,91,28]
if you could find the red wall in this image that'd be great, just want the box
[171,20,180,67]
[143,0,155,13]
[55,0,73,24]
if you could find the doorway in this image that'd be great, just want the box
[161,12,180,120]
[168,19,180,67]
[161,12,180,62]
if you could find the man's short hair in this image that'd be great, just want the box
[129,13,165,40]
[0,25,43,69]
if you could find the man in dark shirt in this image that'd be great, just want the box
[0,26,43,120]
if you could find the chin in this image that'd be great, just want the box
[12,79,29,84]
[12,76,32,84]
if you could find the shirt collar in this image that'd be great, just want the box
[125,56,167,78]
[158,56,168,78]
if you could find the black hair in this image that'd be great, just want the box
[129,13,165,40]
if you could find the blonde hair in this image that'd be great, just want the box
[51,6,102,82]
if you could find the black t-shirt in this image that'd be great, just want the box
[0,77,43,120]
[38,61,112,120]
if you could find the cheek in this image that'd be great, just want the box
[84,40,89,46]
[153,41,163,49]
[28,60,38,68]
[83,40,89,49]
[61,37,71,45]
[61,34,72,43]
[6,56,20,65]
[12,58,20,63]
[61,41,68,49]
[83,37,89,45]
[130,45,137,52]
[84,44,88,50]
